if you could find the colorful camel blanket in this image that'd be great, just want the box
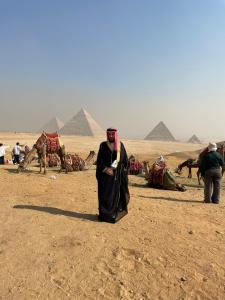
[46,134,61,153]
[47,154,60,167]
[129,160,143,175]
[64,154,85,171]
[35,132,62,153]
[149,162,166,186]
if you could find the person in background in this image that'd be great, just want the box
[0,143,10,165]
[200,142,224,204]
[12,142,21,165]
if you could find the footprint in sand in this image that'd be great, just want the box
[94,260,116,277]
[113,247,144,261]
[51,236,82,249]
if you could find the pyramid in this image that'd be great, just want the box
[59,108,104,136]
[145,121,176,141]
[38,117,64,133]
[188,134,201,144]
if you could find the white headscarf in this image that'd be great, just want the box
[156,155,165,164]
[208,142,217,152]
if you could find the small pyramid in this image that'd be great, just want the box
[188,134,201,144]
[145,121,176,141]
[38,117,64,133]
[60,108,104,136]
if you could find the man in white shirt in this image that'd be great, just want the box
[12,142,21,164]
[0,143,10,164]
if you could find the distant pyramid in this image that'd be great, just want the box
[38,117,64,133]
[145,121,176,141]
[188,134,201,144]
[60,108,104,136]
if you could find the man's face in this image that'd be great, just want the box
[107,131,115,143]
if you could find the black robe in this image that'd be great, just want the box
[96,141,130,223]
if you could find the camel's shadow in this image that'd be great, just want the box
[4,168,19,174]
[4,167,36,174]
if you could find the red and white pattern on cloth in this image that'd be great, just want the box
[128,160,143,175]
[46,138,60,153]
[47,153,60,167]
[149,162,166,186]
[65,154,85,171]
[35,132,61,153]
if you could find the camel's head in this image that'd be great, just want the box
[174,167,182,175]
[17,163,26,173]
[17,147,37,172]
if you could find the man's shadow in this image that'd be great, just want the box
[13,205,98,222]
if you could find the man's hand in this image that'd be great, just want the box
[104,167,114,176]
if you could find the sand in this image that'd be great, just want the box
[0,133,225,300]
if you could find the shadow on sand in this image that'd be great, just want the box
[129,182,149,188]
[13,205,98,222]
[139,195,202,204]
[4,168,20,174]
[4,168,37,174]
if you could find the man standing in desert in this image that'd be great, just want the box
[96,128,130,223]
[12,142,21,165]
[200,142,224,204]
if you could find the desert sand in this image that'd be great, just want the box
[0,132,225,300]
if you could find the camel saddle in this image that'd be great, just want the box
[130,161,142,172]
[129,160,143,175]
[149,162,166,186]
[45,133,61,153]
[36,132,61,153]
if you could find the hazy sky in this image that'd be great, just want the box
[1,0,225,140]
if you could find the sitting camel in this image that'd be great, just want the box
[143,157,186,192]
[18,132,65,174]
[64,151,96,173]
[128,155,144,175]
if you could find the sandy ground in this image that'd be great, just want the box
[0,133,225,300]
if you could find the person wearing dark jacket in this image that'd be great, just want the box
[96,128,130,223]
[200,142,224,204]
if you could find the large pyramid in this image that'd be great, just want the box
[145,121,176,141]
[38,117,64,133]
[59,108,104,136]
[188,134,201,144]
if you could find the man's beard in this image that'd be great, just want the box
[108,138,115,143]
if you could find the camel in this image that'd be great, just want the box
[64,151,96,173]
[143,160,186,191]
[18,132,65,174]
[175,158,200,179]
[175,144,225,185]
[128,155,144,175]
[17,147,38,171]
